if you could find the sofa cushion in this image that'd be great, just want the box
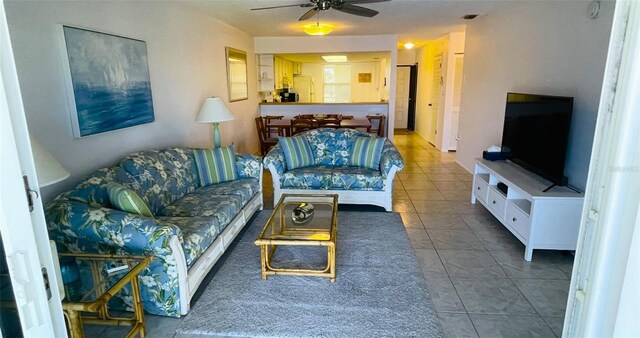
[301,128,371,166]
[107,183,153,217]
[331,166,384,191]
[193,146,238,186]
[119,150,195,213]
[278,135,314,170]
[281,165,333,189]
[155,216,225,268]
[57,166,143,206]
[158,194,242,227]
[188,178,259,205]
[349,136,385,170]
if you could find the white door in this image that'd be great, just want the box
[1,2,66,336]
[449,55,464,150]
[394,66,410,129]
[428,55,443,145]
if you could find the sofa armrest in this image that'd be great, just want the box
[263,144,286,176]
[46,200,182,256]
[235,154,262,180]
[380,141,405,179]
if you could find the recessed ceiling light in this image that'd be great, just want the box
[322,55,347,62]
[404,42,415,49]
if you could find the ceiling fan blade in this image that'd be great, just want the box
[251,3,313,11]
[334,4,379,17]
[299,8,319,21]
[343,0,390,4]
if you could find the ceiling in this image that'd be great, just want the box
[188,0,504,45]
[277,52,390,63]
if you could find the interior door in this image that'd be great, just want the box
[449,54,464,150]
[428,54,443,145]
[1,3,66,336]
[394,66,410,129]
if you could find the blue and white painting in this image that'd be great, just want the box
[63,26,154,137]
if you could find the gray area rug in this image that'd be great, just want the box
[177,211,443,337]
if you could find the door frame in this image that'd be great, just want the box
[1,2,66,336]
[404,65,418,131]
[396,65,418,131]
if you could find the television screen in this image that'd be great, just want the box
[501,92,573,186]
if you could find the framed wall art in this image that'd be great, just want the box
[358,73,372,83]
[60,26,155,137]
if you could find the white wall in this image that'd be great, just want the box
[5,1,259,200]
[457,1,614,190]
[397,49,416,65]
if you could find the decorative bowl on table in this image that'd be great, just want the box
[291,203,314,225]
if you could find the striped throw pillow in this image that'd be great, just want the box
[349,136,386,170]
[278,135,314,170]
[193,146,238,186]
[107,183,153,217]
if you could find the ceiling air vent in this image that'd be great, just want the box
[461,14,479,20]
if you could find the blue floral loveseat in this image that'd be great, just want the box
[263,128,404,211]
[45,147,262,317]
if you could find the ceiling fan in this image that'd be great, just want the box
[251,0,390,21]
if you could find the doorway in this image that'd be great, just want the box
[395,65,418,131]
[428,54,443,145]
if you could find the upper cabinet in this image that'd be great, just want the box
[293,62,302,75]
[274,56,293,89]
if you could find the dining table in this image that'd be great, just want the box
[266,118,371,136]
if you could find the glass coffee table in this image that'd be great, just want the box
[58,253,152,338]
[255,194,338,282]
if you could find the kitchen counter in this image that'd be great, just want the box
[259,102,388,105]
[259,102,388,119]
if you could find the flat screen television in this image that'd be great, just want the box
[501,92,573,187]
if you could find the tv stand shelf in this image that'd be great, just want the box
[471,159,584,261]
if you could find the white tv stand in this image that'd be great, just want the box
[471,159,584,261]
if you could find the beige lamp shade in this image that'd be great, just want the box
[196,97,235,123]
[30,135,70,187]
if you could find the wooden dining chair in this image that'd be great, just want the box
[295,114,314,119]
[291,118,316,135]
[367,115,386,137]
[317,117,341,128]
[255,117,278,156]
[264,115,284,138]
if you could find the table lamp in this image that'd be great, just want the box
[196,97,236,148]
[30,135,70,187]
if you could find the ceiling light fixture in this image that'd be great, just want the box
[404,42,415,49]
[303,22,334,35]
[304,12,334,36]
[322,55,347,62]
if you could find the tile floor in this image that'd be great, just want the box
[91,131,573,337]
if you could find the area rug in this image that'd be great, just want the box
[177,211,443,337]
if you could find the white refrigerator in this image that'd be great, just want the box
[293,76,315,103]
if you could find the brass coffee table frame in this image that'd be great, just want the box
[255,194,338,282]
[59,253,153,338]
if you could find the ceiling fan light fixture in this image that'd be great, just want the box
[303,22,334,35]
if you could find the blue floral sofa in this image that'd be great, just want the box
[263,128,404,211]
[45,148,262,317]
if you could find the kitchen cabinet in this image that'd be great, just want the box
[274,57,294,89]
[293,62,302,75]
